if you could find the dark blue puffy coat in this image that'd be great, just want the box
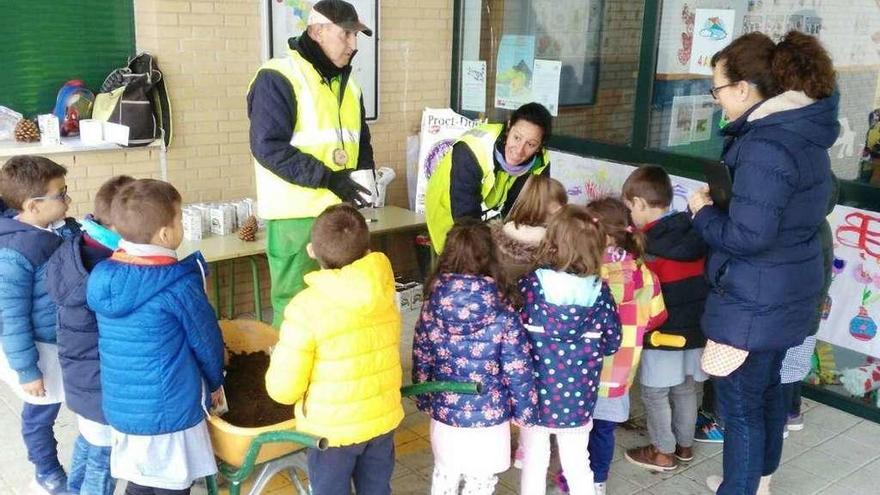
[86,252,224,435]
[411,274,537,427]
[693,92,839,351]
[46,232,114,423]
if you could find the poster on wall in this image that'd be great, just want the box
[532,59,562,116]
[267,0,379,120]
[689,9,737,75]
[413,108,484,214]
[494,35,536,110]
[817,205,880,359]
[461,61,487,113]
[669,96,696,147]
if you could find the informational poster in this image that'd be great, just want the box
[414,108,484,213]
[461,61,487,113]
[494,35,536,110]
[689,9,737,74]
[532,59,562,116]
[268,0,379,120]
[691,95,716,142]
[669,95,696,147]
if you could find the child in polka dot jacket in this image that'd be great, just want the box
[412,220,538,495]
[518,205,622,495]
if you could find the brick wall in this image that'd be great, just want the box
[48,0,451,316]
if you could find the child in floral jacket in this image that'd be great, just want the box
[412,219,537,495]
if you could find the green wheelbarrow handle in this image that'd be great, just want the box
[401,380,482,397]
[218,430,328,484]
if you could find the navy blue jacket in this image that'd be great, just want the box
[0,218,65,383]
[87,252,224,435]
[519,270,621,428]
[412,274,538,427]
[247,37,374,189]
[46,231,114,423]
[694,93,839,351]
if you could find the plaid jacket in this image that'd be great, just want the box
[597,247,667,398]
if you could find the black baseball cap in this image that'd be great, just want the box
[312,0,373,37]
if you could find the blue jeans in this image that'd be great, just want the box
[306,431,395,495]
[588,419,617,483]
[68,434,115,495]
[714,350,786,495]
[21,402,63,477]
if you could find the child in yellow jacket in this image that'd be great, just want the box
[266,204,404,495]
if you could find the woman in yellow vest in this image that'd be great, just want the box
[425,102,553,252]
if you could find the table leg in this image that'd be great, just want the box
[212,262,221,319]
[227,260,236,320]
[248,256,263,323]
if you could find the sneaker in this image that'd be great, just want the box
[707,474,723,493]
[31,471,75,495]
[624,444,678,472]
[786,413,804,431]
[695,419,725,443]
[674,444,694,462]
[594,482,607,495]
[707,474,772,494]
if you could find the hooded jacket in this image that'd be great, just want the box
[694,91,839,351]
[519,270,621,428]
[412,273,537,427]
[265,252,404,447]
[0,217,65,383]
[643,212,709,350]
[489,220,545,284]
[46,230,114,423]
[86,252,224,435]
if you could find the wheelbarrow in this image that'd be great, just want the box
[206,319,480,495]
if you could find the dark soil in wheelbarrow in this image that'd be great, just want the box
[222,351,293,427]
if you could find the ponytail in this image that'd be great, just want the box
[772,31,836,99]
[585,197,645,260]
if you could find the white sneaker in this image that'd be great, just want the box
[594,482,606,495]
[706,474,771,494]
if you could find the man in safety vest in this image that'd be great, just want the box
[248,0,374,328]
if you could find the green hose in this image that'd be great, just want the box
[401,381,481,397]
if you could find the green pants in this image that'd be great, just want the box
[266,218,319,328]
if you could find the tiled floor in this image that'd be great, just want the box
[1,313,878,495]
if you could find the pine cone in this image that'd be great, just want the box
[14,118,40,143]
[238,215,258,242]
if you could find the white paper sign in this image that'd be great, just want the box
[461,61,487,113]
[689,9,737,75]
[669,96,696,147]
[532,59,562,116]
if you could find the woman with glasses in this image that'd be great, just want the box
[687,31,838,495]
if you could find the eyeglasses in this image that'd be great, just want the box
[32,185,69,202]
[709,82,739,99]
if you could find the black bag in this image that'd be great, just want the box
[92,53,172,147]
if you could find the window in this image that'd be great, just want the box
[454,0,645,145]
[648,0,880,185]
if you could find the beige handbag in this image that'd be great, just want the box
[701,339,749,377]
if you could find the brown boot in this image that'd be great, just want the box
[624,444,678,471]
[675,444,694,462]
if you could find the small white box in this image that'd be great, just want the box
[37,114,61,146]
[182,207,203,241]
[395,280,424,318]
[191,204,212,233]
[78,119,103,145]
[102,121,129,146]
[210,204,236,236]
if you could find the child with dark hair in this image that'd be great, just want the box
[0,155,76,494]
[47,175,134,495]
[266,204,404,495]
[519,205,621,495]
[413,219,537,495]
[87,179,224,495]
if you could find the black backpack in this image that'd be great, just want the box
[92,53,172,147]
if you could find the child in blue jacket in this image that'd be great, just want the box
[518,205,621,495]
[47,175,134,495]
[0,156,77,494]
[87,179,224,495]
